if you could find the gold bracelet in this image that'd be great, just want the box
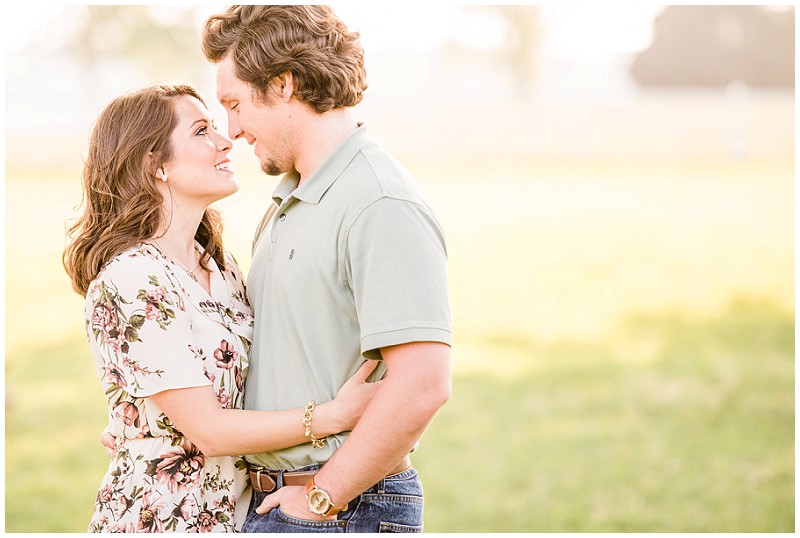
[303,401,326,449]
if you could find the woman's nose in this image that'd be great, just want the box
[213,131,232,152]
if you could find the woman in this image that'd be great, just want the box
[63,84,378,532]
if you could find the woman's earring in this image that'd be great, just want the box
[161,170,168,182]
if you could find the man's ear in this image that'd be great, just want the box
[274,71,295,102]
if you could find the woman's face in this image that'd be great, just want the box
[161,95,238,207]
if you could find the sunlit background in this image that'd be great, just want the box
[5,4,794,532]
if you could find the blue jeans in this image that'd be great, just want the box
[241,465,424,533]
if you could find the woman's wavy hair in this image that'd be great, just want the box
[202,5,367,113]
[63,84,226,296]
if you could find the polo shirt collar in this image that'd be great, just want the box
[272,169,300,206]
[272,123,371,206]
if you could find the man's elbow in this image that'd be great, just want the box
[434,378,452,408]
[383,341,452,416]
[419,377,451,415]
[427,348,452,410]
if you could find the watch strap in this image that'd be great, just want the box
[306,477,347,517]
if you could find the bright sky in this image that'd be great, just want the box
[5,4,664,58]
[330,4,665,58]
[539,5,665,59]
[4,3,669,105]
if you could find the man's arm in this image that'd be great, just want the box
[257,340,451,519]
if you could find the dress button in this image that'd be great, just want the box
[279,213,287,221]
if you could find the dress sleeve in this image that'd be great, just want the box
[222,250,248,299]
[220,250,255,344]
[346,197,452,359]
[86,255,211,397]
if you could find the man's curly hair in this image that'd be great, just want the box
[202,5,367,113]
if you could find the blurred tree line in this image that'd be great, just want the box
[631,6,794,88]
[36,5,543,102]
[28,5,795,97]
[70,6,203,79]
[35,5,207,100]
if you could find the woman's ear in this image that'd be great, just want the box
[146,151,166,182]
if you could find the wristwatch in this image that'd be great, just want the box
[306,477,347,517]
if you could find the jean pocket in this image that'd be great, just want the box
[358,493,424,531]
[381,468,424,498]
[275,508,345,531]
[379,521,423,533]
[241,510,270,533]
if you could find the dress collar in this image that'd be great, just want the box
[138,243,252,341]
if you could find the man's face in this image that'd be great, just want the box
[215,55,293,176]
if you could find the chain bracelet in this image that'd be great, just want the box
[303,401,326,449]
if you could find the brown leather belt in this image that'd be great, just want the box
[248,456,412,494]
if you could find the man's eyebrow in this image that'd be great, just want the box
[218,94,237,107]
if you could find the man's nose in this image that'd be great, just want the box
[227,114,242,140]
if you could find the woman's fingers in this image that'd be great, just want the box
[351,359,379,383]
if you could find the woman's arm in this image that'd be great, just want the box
[149,360,379,457]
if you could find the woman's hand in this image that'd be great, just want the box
[101,429,117,458]
[316,360,382,435]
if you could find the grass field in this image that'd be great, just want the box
[5,157,794,532]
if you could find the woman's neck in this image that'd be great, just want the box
[149,211,204,267]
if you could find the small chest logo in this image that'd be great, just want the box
[288,249,295,260]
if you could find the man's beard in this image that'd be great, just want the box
[260,157,284,176]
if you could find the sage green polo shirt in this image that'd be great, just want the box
[244,124,451,470]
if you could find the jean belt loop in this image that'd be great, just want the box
[277,469,285,489]
[377,477,386,494]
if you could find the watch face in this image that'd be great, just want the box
[307,489,331,515]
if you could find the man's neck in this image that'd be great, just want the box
[295,108,358,184]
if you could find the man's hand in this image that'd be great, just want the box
[255,485,335,521]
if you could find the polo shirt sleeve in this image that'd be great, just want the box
[347,197,452,359]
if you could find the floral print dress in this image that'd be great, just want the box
[85,243,253,533]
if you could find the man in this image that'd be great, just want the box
[201,5,452,533]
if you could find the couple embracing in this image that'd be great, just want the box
[63,5,451,533]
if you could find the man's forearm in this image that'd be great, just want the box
[314,342,451,506]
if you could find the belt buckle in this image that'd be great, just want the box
[253,467,277,493]
[255,468,264,493]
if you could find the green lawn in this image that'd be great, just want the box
[5,158,794,532]
[418,299,793,532]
